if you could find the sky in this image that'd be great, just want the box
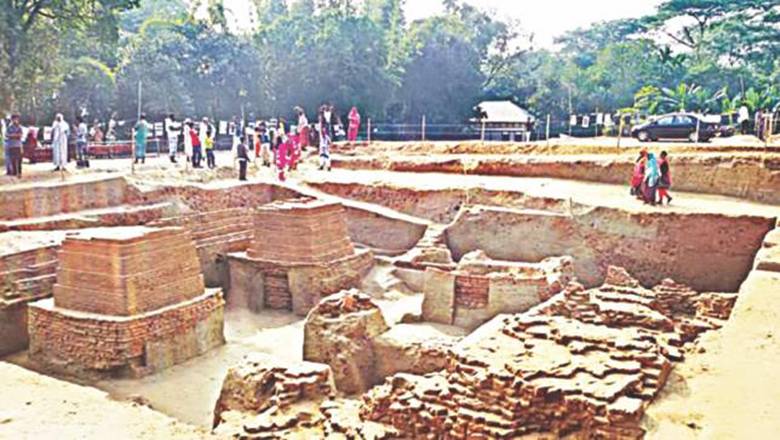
[404,0,664,48]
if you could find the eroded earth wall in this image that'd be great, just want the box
[446,205,775,292]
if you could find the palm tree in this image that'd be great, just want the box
[658,83,726,114]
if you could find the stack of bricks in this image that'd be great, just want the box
[52,227,205,315]
[227,198,373,316]
[0,246,58,306]
[151,208,254,284]
[247,198,355,264]
[361,266,737,439]
[453,274,490,309]
[28,226,225,377]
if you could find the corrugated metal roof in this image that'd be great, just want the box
[476,101,535,123]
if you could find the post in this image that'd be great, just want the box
[421,115,426,141]
[481,120,486,143]
[367,118,372,143]
[617,114,624,149]
[132,80,142,174]
[545,114,551,146]
[695,116,701,145]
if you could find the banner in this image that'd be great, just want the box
[582,116,590,128]
[596,113,604,125]
[43,126,53,141]
[219,120,228,135]
[569,115,577,126]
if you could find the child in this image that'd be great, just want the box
[276,134,292,181]
[657,151,673,205]
[190,122,203,168]
[205,125,216,169]
[236,138,249,181]
[318,124,332,171]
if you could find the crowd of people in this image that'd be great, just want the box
[1,104,363,181]
[630,148,673,206]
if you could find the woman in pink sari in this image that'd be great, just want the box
[347,107,361,142]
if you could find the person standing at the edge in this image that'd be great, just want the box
[165,114,179,163]
[348,107,361,142]
[5,114,24,177]
[134,113,150,165]
[738,104,750,135]
[51,113,70,172]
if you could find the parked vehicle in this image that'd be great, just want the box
[631,113,719,142]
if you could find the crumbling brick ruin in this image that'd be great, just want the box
[423,250,574,329]
[360,267,737,439]
[226,198,374,315]
[27,226,225,377]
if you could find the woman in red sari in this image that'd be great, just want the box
[347,107,361,142]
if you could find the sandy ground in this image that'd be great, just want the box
[644,269,780,439]
[0,361,214,439]
[296,169,780,219]
[3,262,424,429]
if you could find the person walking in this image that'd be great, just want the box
[295,107,310,150]
[657,151,673,205]
[51,113,70,171]
[5,114,23,177]
[348,107,361,142]
[165,114,179,163]
[75,116,89,168]
[643,152,661,206]
[133,113,150,165]
[630,148,647,198]
[738,104,750,135]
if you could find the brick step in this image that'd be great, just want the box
[14,273,57,293]
[190,223,252,241]
[196,230,253,248]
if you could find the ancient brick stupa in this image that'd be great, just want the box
[227,198,373,316]
[28,226,225,378]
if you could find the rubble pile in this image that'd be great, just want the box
[303,290,390,394]
[361,266,737,439]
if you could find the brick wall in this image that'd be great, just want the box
[247,199,355,264]
[0,177,127,220]
[53,228,205,316]
[28,291,224,372]
[454,275,490,309]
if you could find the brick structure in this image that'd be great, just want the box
[226,198,373,316]
[28,226,225,378]
[422,250,574,330]
[361,267,738,439]
[247,198,356,264]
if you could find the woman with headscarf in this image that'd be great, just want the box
[133,113,150,164]
[347,107,361,142]
[643,152,661,205]
[630,148,647,198]
[51,113,70,171]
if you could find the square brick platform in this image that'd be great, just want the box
[227,198,374,316]
[27,226,225,378]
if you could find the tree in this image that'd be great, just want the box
[1,0,139,110]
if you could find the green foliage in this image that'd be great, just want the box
[2,0,780,124]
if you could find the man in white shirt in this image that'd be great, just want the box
[165,114,179,163]
[738,105,750,135]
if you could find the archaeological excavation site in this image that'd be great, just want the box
[1,140,780,439]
